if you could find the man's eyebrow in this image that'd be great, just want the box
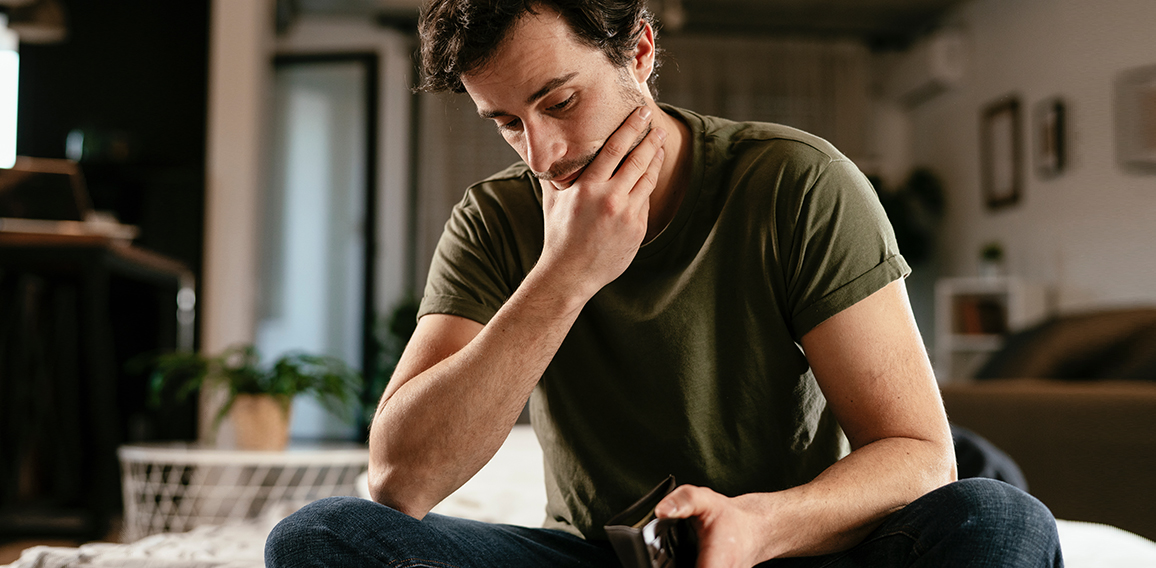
[477,72,579,120]
[526,72,578,106]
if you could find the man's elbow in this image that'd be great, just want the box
[367,464,432,520]
[927,437,958,488]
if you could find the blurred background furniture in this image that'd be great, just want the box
[934,276,1049,381]
[0,232,194,540]
[117,442,368,542]
[940,307,1156,541]
[973,308,1156,381]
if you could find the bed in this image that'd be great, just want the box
[7,424,1156,568]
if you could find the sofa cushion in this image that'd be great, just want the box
[975,308,1156,380]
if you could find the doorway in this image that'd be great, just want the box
[256,53,378,440]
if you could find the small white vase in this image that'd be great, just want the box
[978,260,1005,279]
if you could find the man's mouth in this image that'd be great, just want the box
[550,167,584,188]
[537,150,597,188]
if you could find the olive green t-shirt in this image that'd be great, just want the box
[419,105,909,540]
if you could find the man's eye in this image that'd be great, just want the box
[498,117,522,132]
[548,95,575,112]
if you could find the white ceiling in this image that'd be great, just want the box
[295,0,967,43]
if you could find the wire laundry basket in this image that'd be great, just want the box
[117,443,368,542]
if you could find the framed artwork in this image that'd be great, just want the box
[980,95,1022,210]
[1116,64,1156,171]
[1033,98,1065,178]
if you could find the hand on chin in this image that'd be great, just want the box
[549,169,583,190]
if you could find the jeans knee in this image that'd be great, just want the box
[265,496,388,567]
[947,478,1055,532]
[923,478,1062,566]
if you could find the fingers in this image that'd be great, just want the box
[633,145,664,199]
[656,486,752,568]
[616,126,667,188]
[655,484,706,519]
[583,106,664,183]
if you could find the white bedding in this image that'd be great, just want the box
[6,522,268,568]
[8,425,1156,568]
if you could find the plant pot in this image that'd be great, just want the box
[230,394,292,450]
[979,259,1005,279]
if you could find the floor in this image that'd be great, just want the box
[0,519,121,565]
[0,539,82,564]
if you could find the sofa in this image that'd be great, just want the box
[939,307,1156,541]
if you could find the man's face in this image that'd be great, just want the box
[460,8,648,189]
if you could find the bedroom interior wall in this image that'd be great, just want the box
[275,17,416,328]
[202,0,274,444]
[413,92,520,293]
[908,0,1156,314]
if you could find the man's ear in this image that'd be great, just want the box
[630,21,656,85]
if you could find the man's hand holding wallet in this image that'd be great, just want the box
[604,476,699,568]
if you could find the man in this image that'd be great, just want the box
[267,1,1063,566]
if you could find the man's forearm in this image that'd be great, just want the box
[665,435,954,565]
[760,436,954,558]
[368,267,587,519]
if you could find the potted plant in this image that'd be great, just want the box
[360,297,420,427]
[147,345,362,450]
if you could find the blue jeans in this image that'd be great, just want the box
[265,478,1063,567]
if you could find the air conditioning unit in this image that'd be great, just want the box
[884,29,967,107]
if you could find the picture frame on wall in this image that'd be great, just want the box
[1034,97,1065,178]
[1116,64,1156,172]
[980,95,1022,210]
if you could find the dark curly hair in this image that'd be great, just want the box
[417,0,659,94]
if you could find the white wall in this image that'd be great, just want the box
[909,0,1156,313]
[205,14,416,351]
[202,0,274,444]
[204,0,272,359]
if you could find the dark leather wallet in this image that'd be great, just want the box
[604,475,698,568]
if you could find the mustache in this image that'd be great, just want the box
[533,124,652,182]
[535,151,597,182]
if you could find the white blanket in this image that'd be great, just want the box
[7,522,268,568]
[8,425,1156,568]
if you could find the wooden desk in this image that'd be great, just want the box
[0,231,195,539]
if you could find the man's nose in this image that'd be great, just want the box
[523,120,565,176]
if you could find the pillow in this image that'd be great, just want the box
[975,308,1156,380]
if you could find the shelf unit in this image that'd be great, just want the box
[934,276,1049,382]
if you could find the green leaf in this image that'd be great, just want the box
[142,343,363,434]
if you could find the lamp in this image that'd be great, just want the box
[0,13,17,169]
[0,0,68,169]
